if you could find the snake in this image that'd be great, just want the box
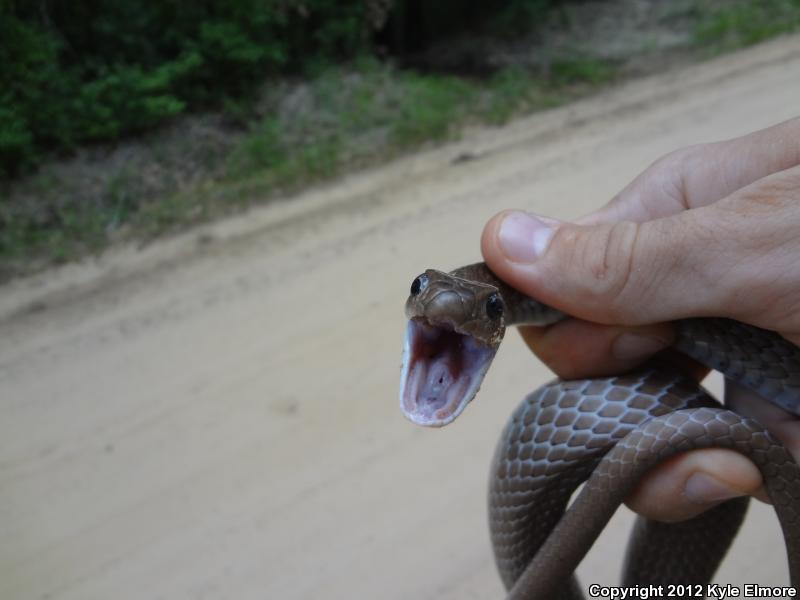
[398,262,800,599]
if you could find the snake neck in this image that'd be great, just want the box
[450,262,565,328]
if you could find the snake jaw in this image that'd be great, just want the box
[399,318,497,427]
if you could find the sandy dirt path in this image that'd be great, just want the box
[2,36,800,600]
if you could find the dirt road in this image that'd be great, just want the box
[2,36,800,600]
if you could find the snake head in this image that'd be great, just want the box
[400,269,505,427]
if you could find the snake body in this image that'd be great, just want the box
[399,262,800,599]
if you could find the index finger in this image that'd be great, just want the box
[580,117,800,226]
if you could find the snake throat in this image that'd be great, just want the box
[399,318,497,427]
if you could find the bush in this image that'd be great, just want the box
[0,0,372,177]
[0,0,579,178]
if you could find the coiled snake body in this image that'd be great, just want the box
[399,262,800,599]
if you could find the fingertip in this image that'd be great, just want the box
[482,209,556,265]
[611,330,673,362]
[625,449,765,523]
[480,210,513,269]
[481,210,564,298]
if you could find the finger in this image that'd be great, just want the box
[581,116,800,226]
[626,381,800,524]
[481,207,731,325]
[625,449,767,523]
[517,320,674,379]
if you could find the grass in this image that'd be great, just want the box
[693,0,800,52]
[2,0,800,279]
[61,58,614,241]
[390,75,476,146]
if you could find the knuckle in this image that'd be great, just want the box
[653,146,690,172]
[606,222,644,317]
[650,145,699,184]
[550,222,642,320]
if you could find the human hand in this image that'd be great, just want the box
[480,117,800,522]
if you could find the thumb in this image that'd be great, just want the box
[481,209,726,325]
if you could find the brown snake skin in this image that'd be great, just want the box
[399,263,800,599]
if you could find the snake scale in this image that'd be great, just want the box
[399,262,800,599]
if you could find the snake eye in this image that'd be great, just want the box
[410,274,428,296]
[486,293,503,319]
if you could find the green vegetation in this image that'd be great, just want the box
[693,0,800,51]
[2,0,800,279]
[1,57,614,271]
[1,0,371,177]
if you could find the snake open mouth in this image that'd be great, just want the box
[399,318,497,427]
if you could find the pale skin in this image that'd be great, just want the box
[480,116,800,522]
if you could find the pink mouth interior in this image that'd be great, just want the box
[400,319,496,427]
